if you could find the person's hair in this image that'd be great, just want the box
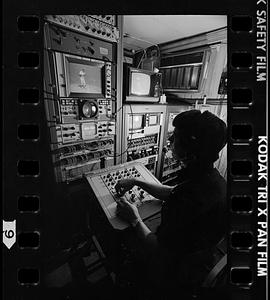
[172,109,227,163]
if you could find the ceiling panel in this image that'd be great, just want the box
[123,15,227,52]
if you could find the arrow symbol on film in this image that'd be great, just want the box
[2,220,16,249]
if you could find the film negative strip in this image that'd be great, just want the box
[3,2,268,300]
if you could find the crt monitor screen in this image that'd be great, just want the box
[65,57,103,96]
[130,72,151,96]
[129,115,144,130]
[149,115,158,125]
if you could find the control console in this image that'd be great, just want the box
[122,104,166,176]
[86,161,162,230]
[44,18,117,183]
[160,106,193,183]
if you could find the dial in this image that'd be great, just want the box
[82,100,98,118]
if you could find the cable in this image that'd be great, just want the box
[43,90,56,96]
[137,49,146,69]
[111,103,124,117]
[44,97,60,102]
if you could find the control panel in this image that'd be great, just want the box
[53,138,114,182]
[45,15,119,43]
[122,104,166,176]
[51,121,115,144]
[161,112,181,183]
[86,161,162,230]
[59,98,113,123]
[45,23,114,61]
[44,18,117,183]
[160,106,192,184]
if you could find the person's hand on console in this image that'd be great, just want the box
[116,198,141,225]
[115,178,137,196]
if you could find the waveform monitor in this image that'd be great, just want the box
[86,161,162,230]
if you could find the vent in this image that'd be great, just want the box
[160,51,205,91]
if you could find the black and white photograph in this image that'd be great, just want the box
[3,0,269,299]
[42,15,228,300]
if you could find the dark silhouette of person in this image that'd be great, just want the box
[115,109,227,298]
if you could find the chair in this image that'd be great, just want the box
[192,237,228,300]
[202,237,227,288]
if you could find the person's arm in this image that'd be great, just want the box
[133,219,158,252]
[115,178,174,201]
[136,179,173,201]
[117,199,158,252]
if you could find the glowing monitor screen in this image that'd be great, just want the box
[129,115,144,130]
[149,115,158,125]
[131,72,151,96]
[81,122,97,140]
[66,58,103,95]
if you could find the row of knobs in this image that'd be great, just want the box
[91,15,114,25]
[59,139,113,155]
[84,26,112,38]
[128,148,158,160]
[61,149,111,166]
[50,15,117,41]
[128,137,156,147]
[52,15,113,32]
[104,167,146,202]
[52,15,81,29]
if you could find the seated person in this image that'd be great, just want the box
[115,110,227,297]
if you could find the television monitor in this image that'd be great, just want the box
[64,55,105,98]
[81,122,97,140]
[123,65,161,103]
[149,114,159,126]
[130,72,151,96]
